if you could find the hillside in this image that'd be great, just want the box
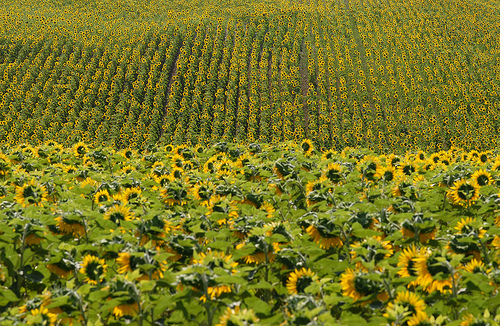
[0,0,499,151]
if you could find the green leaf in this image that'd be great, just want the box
[244,296,271,314]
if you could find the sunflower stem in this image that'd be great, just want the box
[201,273,214,326]
[16,223,30,295]
[477,236,490,266]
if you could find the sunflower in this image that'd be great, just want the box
[192,250,239,273]
[397,245,426,288]
[235,236,276,264]
[322,149,338,160]
[116,251,167,281]
[206,195,238,225]
[357,156,381,182]
[103,204,135,225]
[216,306,259,326]
[73,142,89,158]
[397,160,418,176]
[159,180,188,206]
[26,307,57,326]
[375,164,401,182]
[259,201,275,218]
[0,153,10,176]
[306,224,343,250]
[54,216,86,237]
[286,268,319,295]
[322,162,344,183]
[200,285,232,302]
[137,216,178,248]
[305,175,333,207]
[340,268,388,303]
[47,260,73,278]
[191,180,216,202]
[119,165,136,175]
[120,187,143,204]
[454,217,486,238]
[491,160,500,172]
[112,300,139,318]
[80,255,107,285]
[15,179,49,207]
[414,251,454,294]
[301,139,314,156]
[350,236,393,271]
[118,148,137,160]
[384,291,427,326]
[470,169,493,187]
[447,179,480,207]
[462,258,491,274]
[93,189,111,204]
[401,214,437,244]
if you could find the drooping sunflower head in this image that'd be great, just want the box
[47,259,74,278]
[54,215,86,237]
[384,291,427,326]
[15,179,49,207]
[104,204,135,225]
[454,217,486,238]
[192,250,238,274]
[340,268,388,303]
[398,160,418,177]
[401,213,437,244]
[0,153,11,175]
[462,258,490,275]
[286,268,318,295]
[215,306,259,326]
[357,156,381,182]
[27,308,58,326]
[80,255,107,285]
[306,221,343,250]
[350,236,393,270]
[322,162,344,183]
[160,180,189,206]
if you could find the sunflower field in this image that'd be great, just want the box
[0,0,500,151]
[0,141,500,325]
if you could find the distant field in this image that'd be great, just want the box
[0,0,499,151]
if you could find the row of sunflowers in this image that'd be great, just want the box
[1,140,500,325]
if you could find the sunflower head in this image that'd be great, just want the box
[301,139,314,156]
[471,169,493,187]
[415,250,454,294]
[340,268,388,303]
[384,291,428,326]
[15,179,49,207]
[216,305,259,326]
[447,179,480,207]
[80,255,107,285]
[323,162,344,183]
[104,204,135,225]
[286,268,318,295]
[73,142,89,158]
